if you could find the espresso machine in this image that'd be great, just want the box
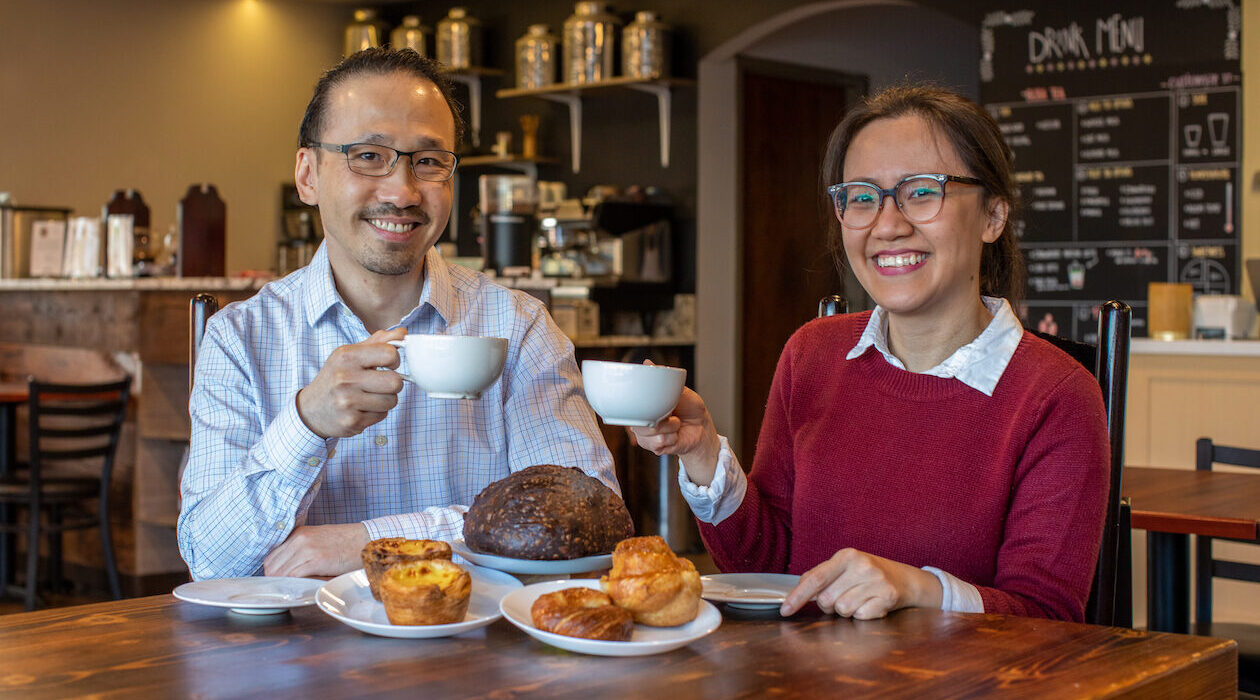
[478,175,536,276]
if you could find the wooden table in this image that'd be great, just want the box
[0,595,1237,698]
[1124,465,1260,634]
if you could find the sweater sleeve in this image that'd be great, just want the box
[973,366,1110,621]
[696,339,798,573]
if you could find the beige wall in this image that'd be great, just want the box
[0,0,346,275]
[1244,0,1260,295]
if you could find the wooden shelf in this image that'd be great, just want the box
[445,66,505,78]
[495,78,696,172]
[460,155,558,168]
[495,77,695,99]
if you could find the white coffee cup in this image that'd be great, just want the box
[581,360,686,426]
[388,335,508,400]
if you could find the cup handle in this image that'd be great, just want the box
[386,339,413,383]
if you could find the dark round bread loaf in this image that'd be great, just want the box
[462,464,634,560]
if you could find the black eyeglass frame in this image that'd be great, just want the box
[307,141,460,182]
[827,173,985,228]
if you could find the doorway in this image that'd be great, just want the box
[739,59,865,463]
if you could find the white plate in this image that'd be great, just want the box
[499,579,721,656]
[451,538,612,575]
[700,573,800,610]
[173,576,323,615]
[315,564,521,639]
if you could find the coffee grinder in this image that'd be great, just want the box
[478,175,537,276]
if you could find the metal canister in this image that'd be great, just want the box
[344,8,385,57]
[436,7,482,69]
[562,2,621,84]
[390,15,429,56]
[516,24,557,90]
[623,11,670,79]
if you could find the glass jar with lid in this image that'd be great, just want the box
[563,2,621,84]
[516,24,557,90]
[344,8,385,57]
[623,11,670,79]
[437,7,483,69]
[391,15,430,56]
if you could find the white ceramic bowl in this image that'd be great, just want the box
[390,335,508,399]
[581,360,686,426]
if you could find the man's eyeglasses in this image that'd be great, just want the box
[308,142,459,182]
[827,174,984,229]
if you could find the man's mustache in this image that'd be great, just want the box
[360,205,429,224]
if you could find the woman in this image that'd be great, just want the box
[632,86,1108,622]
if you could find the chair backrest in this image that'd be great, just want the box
[189,293,219,393]
[1034,301,1132,626]
[1194,437,1260,624]
[818,295,848,318]
[26,377,132,492]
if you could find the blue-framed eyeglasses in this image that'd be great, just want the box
[307,142,459,182]
[827,173,984,229]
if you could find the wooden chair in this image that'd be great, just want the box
[820,296,1133,626]
[177,294,219,499]
[1193,437,1260,694]
[0,377,131,610]
[1031,300,1132,627]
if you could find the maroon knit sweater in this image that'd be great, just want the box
[698,311,1110,622]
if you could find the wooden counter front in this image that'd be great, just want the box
[0,280,263,586]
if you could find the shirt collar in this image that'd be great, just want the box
[845,296,1023,396]
[302,243,456,329]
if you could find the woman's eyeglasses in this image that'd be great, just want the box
[827,174,984,229]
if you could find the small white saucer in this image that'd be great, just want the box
[173,576,323,615]
[700,573,800,610]
[451,538,612,575]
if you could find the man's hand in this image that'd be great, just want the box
[263,523,371,577]
[297,328,406,438]
[779,548,943,619]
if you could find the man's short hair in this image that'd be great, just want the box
[298,47,466,148]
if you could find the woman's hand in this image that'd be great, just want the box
[780,548,943,619]
[628,385,723,486]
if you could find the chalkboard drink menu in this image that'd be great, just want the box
[978,1,1241,340]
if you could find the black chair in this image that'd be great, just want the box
[1193,438,1260,694]
[820,296,1133,626]
[1031,300,1132,627]
[178,294,219,502]
[0,377,131,610]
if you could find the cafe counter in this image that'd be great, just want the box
[1125,336,1260,629]
[0,278,266,590]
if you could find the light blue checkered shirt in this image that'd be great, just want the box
[178,244,615,580]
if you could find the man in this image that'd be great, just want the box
[178,48,616,581]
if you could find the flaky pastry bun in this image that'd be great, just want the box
[601,535,701,627]
[361,537,452,601]
[379,559,472,626]
[531,587,634,641]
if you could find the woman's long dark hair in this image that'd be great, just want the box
[821,85,1025,305]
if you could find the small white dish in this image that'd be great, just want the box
[173,576,323,615]
[451,538,612,575]
[581,360,686,426]
[316,564,521,639]
[700,573,800,610]
[499,579,721,656]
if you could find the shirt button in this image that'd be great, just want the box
[375,435,388,446]
[273,521,285,531]
[306,457,321,467]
